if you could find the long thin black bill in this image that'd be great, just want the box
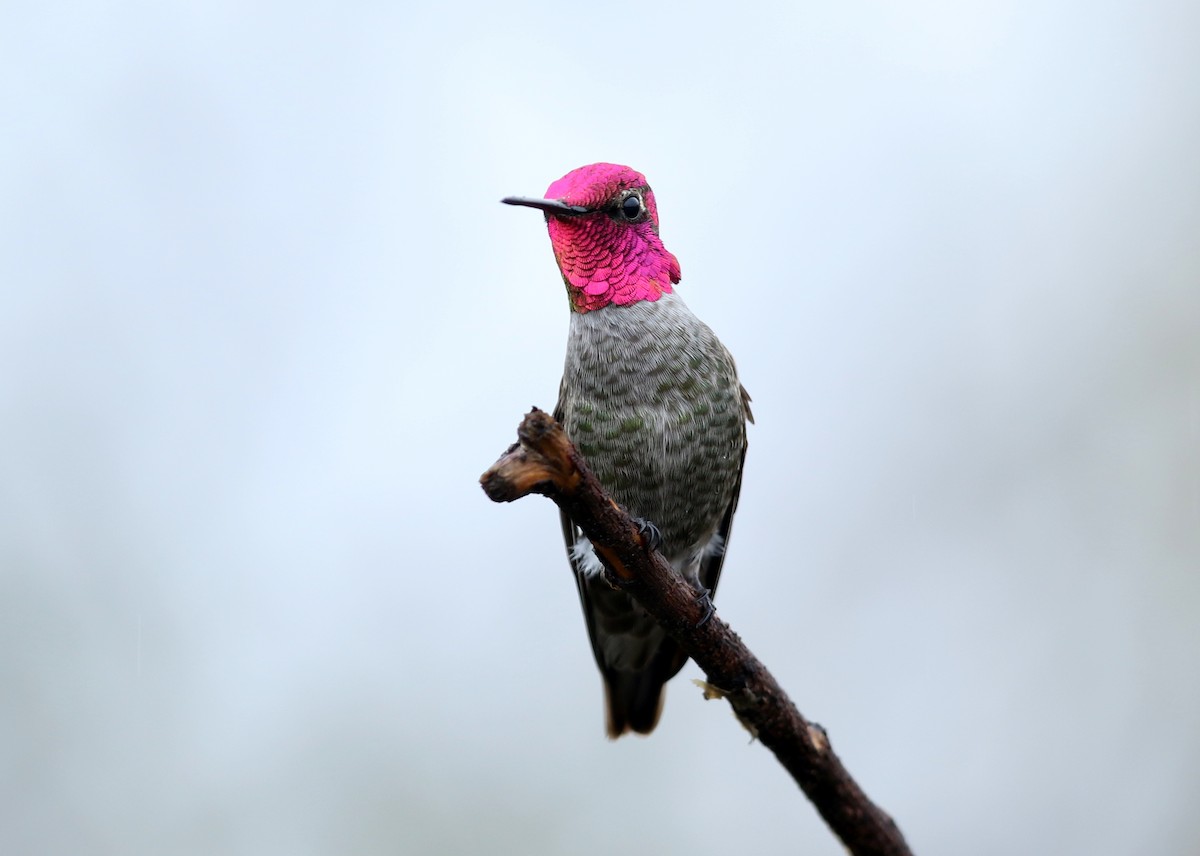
[501,196,591,217]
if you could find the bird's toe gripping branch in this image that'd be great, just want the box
[594,517,663,589]
[631,517,663,552]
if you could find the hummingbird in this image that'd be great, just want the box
[503,163,751,738]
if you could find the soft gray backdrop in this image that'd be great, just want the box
[2,1,1197,854]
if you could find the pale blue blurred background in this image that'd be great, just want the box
[2,2,1198,854]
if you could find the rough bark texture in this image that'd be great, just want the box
[480,408,914,856]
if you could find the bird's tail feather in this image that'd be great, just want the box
[603,673,667,738]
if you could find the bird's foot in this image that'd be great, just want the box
[632,517,662,553]
[693,586,715,627]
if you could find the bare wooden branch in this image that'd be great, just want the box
[481,408,914,856]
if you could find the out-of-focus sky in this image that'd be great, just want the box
[2,2,1198,854]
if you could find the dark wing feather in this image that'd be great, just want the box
[700,416,749,599]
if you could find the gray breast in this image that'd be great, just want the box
[557,291,747,563]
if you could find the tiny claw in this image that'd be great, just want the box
[694,588,715,627]
[633,518,662,552]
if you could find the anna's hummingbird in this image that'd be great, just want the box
[503,163,751,738]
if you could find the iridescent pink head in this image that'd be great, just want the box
[502,163,681,313]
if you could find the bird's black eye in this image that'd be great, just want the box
[619,194,643,221]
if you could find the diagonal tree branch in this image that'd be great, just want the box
[480,408,914,856]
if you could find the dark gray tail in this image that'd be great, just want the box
[603,672,668,738]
